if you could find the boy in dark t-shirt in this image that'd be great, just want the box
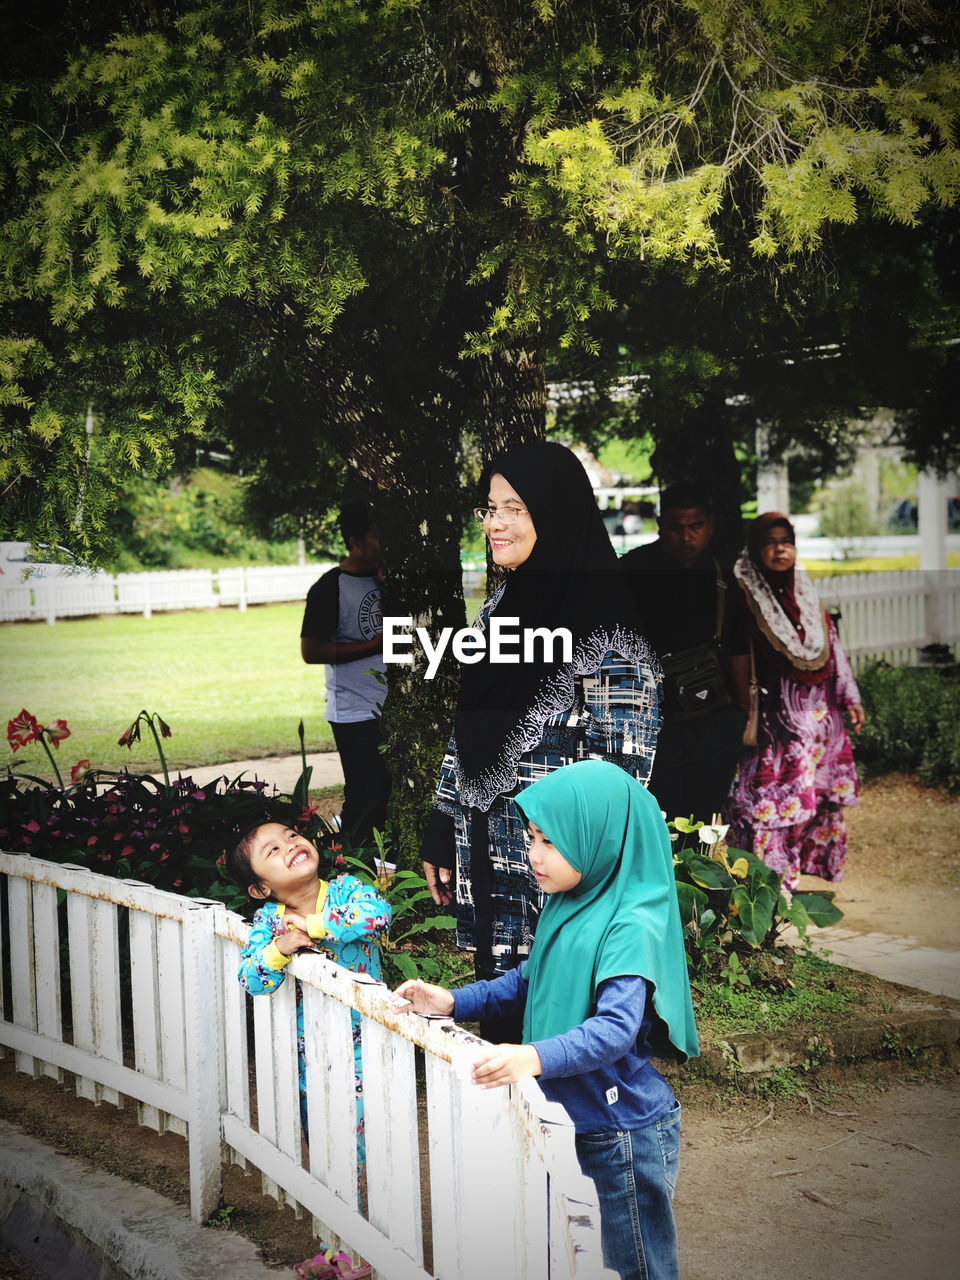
[301,502,390,851]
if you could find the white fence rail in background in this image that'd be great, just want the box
[818,570,960,668]
[0,853,613,1280]
[0,563,335,624]
[3,561,957,667]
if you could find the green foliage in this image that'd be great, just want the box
[692,950,862,1036]
[2,0,959,559]
[0,764,296,911]
[338,831,468,989]
[855,664,960,791]
[105,467,306,570]
[816,479,882,558]
[670,817,843,975]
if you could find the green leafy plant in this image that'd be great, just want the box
[856,663,960,791]
[339,827,465,988]
[670,817,844,973]
[207,1204,236,1228]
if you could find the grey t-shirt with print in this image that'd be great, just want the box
[301,567,385,723]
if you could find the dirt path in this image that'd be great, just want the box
[677,1076,960,1280]
[805,772,960,950]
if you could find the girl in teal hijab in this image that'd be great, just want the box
[396,759,698,1280]
[517,758,698,1056]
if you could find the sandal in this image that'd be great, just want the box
[293,1249,372,1280]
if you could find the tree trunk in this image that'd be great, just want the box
[651,401,745,560]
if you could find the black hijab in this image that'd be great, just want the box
[453,441,655,811]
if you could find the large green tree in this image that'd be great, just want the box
[3,0,958,857]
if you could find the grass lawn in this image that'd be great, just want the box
[1,604,334,778]
[807,551,960,573]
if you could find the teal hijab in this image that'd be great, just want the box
[515,760,698,1060]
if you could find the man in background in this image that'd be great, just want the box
[621,482,750,823]
[301,501,390,850]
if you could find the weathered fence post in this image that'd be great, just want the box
[182,902,224,1223]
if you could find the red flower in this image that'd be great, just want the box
[156,715,172,739]
[45,719,70,748]
[118,719,141,748]
[70,760,91,785]
[8,709,42,752]
[23,819,41,834]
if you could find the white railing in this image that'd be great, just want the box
[0,563,335,624]
[0,852,613,1280]
[816,569,960,668]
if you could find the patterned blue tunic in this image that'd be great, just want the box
[432,588,661,970]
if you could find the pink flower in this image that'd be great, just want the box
[70,759,91,784]
[23,819,41,834]
[45,719,70,748]
[8,709,42,752]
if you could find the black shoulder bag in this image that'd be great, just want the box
[659,562,733,721]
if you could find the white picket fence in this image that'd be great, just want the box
[817,569,960,668]
[0,852,613,1280]
[0,563,335,624]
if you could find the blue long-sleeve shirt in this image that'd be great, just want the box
[452,965,676,1132]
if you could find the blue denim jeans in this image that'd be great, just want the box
[574,1102,681,1280]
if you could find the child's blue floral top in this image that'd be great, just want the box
[238,873,392,994]
[238,874,391,1165]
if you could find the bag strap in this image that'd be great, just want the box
[713,558,726,640]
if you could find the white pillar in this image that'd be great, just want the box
[918,469,947,572]
[756,427,790,514]
[918,469,948,649]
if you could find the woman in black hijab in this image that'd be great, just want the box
[421,441,660,1040]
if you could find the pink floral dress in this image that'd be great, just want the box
[725,616,860,888]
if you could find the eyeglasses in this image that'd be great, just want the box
[474,505,530,525]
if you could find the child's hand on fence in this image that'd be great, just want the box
[472,1044,542,1089]
[275,920,313,956]
[392,978,455,1017]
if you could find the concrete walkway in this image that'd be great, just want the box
[802,925,960,1002]
[0,1121,282,1280]
[184,751,344,792]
